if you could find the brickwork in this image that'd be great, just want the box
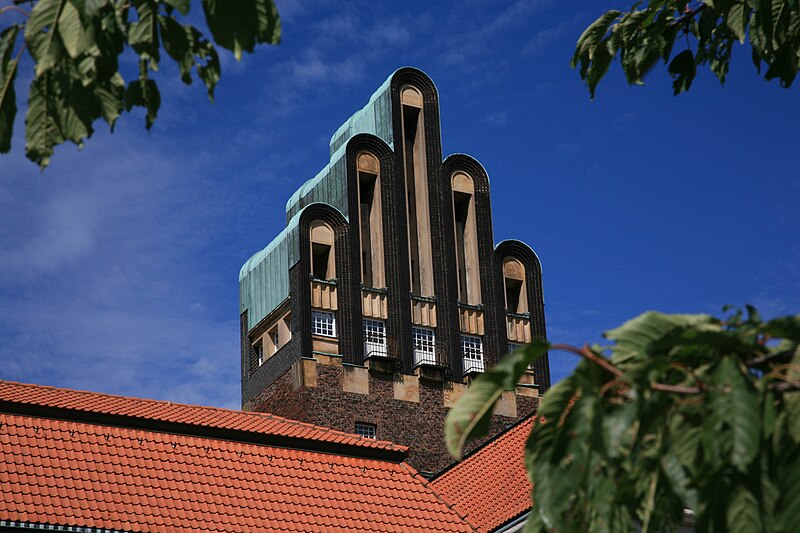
[249,357,539,474]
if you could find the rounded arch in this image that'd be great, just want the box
[297,203,360,364]
[442,154,490,196]
[494,239,549,390]
[390,67,439,107]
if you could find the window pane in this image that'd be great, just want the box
[462,335,484,373]
[355,422,376,439]
[312,310,336,337]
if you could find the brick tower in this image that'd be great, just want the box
[239,67,549,474]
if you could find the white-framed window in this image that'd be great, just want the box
[255,342,264,367]
[462,335,485,373]
[413,327,436,366]
[508,342,522,354]
[312,310,336,337]
[363,319,387,357]
[355,422,376,439]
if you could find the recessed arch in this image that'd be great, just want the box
[451,171,481,304]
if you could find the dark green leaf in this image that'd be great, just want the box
[25,72,64,168]
[202,0,280,61]
[0,25,21,153]
[668,49,697,95]
[713,357,760,471]
[726,485,763,532]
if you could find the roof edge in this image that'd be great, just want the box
[0,398,409,463]
[431,413,536,480]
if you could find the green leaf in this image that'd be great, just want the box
[777,449,800,531]
[163,0,190,16]
[25,72,64,169]
[605,311,714,364]
[713,357,760,472]
[125,77,160,129]
[668,49,697,95]
[445,340,549,458]
[25,0,68,76]
[58,0,86,58]
[573,10,622,64]
[727,2,748,42]
[726,485,763,533]
[0,25,21,154]
[202,0,281,61]
[661,451,699,510]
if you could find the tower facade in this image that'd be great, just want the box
[239,68,549,474]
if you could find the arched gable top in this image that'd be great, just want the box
[442,154,491,192]
[391,67,439,106]
[494,239,542,275]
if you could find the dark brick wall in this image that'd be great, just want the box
[249,363,539,474]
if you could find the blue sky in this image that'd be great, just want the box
[1,0,798,409]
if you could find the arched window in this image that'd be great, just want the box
[452,172,481,304]
[400,86,434,296]
[503,258,528,314]
[357,152,385,288]
[309,221,335,280]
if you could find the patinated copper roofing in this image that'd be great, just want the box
[0,380,475,532]
[431,417,534,532]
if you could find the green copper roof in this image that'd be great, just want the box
[241,68,430,330]
[239,210,301,329]
[284,70,396,222]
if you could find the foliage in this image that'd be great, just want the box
[446,308,800,532]
[0,0,280,169]
[572,1,800,97]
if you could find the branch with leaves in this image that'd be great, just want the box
[573,0,800,97]
[446,307,800,532]
[0,0,280,169]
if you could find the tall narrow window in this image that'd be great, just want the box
[401,86,434,296]
[451,172,481,304]
[310,222,335,280]
[363,319,387,358]
[412,327,436,366]
[357,153,385,288]
[503,258,528,314]
[461,335,485,374]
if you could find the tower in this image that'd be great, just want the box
[239,68,549,474]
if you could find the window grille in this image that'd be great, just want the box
[508,342,522,353]
[413,327,436,366]
[311,310,336,337]
[355,422,376,439]
[462,335,485,373]
[363,319,387,358]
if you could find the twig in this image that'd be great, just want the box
[0,5,30,17]
[551,343,624,377]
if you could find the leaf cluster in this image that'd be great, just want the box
[0,0,280,168]
[446,307,800,532]
[572,1,800,97]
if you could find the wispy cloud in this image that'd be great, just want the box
[486,112,508,126]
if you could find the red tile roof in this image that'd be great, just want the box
[430,417,534,532]
[0,380,475,532]
[0,380,406,456]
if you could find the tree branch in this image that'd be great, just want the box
[0,5,30,17]
[552,343,624,377]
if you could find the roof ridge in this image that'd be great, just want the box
[0,380,407,457]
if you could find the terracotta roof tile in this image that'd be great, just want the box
[430,417,534,532]
[0,380,474,532]
[0,380,404,455]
